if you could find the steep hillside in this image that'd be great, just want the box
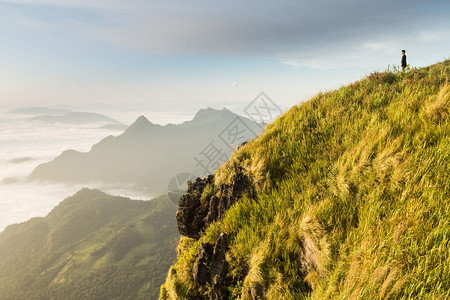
[29,108,261,194]
[0,189,179,300]
[161,61,450,299]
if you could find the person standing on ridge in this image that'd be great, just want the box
[401,50,407,71]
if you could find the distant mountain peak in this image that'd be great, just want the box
[135,115,152,124]
[186,107,234,127]
[124,115,158,135]
[196,107,230,115]
[28,107,261,186]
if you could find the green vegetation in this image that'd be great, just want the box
[200,184,218,208]
[0,189,179,300]
[161,61,450,299]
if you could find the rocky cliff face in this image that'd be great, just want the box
[192,233,231,300]
[171,162,319,300]
[176,165,255,239]
[173,164,256,299]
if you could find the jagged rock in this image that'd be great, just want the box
[176,166,254,239]
[215,166,252,220]
[208,276,229,300]
[191,233,231,300]
[176,175,214,238]
[204,195,220,224]
[208,233,230,300]
[193,242,214,285]
[210,233,229,281]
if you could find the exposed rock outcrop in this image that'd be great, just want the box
[175,164,256,298]
[192,233,231,300]
[176,175,215,238]
[176,166,254,238]
[192,242,214,285]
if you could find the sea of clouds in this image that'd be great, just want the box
[0,111,155,232]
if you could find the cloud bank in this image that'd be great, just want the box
[0,113,143,231]
[2,0,449,68]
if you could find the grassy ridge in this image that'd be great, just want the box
[0,189,179,300]
[161,60,450,299]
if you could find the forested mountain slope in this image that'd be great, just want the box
[0,189,178,300]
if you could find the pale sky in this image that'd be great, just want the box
[1,0,449,118]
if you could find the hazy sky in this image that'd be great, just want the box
[1,0,449,115]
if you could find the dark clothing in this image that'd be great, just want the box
[401,54,407,68]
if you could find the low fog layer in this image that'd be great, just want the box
[29,108,262,193]
[0,105,268,232]
[0,111,143,231]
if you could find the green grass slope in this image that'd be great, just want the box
[0,189,179,300]
[161,60,450,299]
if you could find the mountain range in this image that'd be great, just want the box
[0,189,179,300]
[1,60,448,300]
[8,107,73,115]
[29,108,262,195]
[29,112,124,126]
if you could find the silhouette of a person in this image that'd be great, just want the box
[401,50,407,71]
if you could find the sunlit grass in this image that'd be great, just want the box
[162,60,450,299]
